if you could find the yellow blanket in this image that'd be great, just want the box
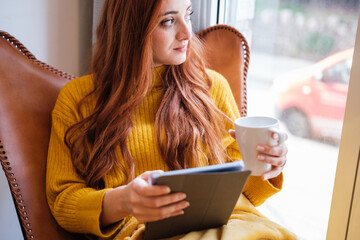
[112,194,297,240]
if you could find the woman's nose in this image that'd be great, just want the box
[176,20,192,41]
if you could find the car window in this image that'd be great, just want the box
[323,58,352,84]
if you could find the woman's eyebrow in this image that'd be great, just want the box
[163,10,178,16]
[162,4,192,16]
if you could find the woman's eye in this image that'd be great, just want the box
[186,10,194,21]
[161,18,175,27]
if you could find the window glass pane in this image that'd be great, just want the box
[224,0,359,239]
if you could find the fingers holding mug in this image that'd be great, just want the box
[234,116,288,177]
[256,142,288,159]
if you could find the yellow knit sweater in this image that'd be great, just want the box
[46,68,283,238]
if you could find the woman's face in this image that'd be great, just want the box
[152,0,193,67]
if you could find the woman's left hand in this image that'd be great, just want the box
[229,129,288,181]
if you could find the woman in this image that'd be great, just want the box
[46,0,296,239]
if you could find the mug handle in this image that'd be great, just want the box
[268,128,286,147]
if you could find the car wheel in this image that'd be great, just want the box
[283,109,311,138]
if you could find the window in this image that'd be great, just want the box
[219,0,359,239]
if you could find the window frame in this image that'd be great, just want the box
[327,15,360,240]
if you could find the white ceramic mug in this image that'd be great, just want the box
[234,116,286,176]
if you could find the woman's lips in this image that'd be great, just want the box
[174,45,187,52]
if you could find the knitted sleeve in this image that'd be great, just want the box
[46,76,126,237]
[207,69,283,206]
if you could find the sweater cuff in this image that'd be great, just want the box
[243,173,283,207]
[76,188,126,238]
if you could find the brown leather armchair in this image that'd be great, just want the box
[197,24,250,117]
[0,31,81,240]
[0,24,249,240]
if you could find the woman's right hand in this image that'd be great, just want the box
[100,171,189,227]
[123,171,189,222]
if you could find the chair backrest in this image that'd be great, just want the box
[197,24,250,117]
[0,31,82,240]
[0,24,249,240]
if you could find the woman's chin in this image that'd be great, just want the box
[171,57,187,66]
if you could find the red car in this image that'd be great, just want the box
[273,48,353,140]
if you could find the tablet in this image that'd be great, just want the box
[149,161,245,185]
[144,161,251,240]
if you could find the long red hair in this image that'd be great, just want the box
[65,0,231,189]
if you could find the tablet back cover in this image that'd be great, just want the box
[143,170,251,240]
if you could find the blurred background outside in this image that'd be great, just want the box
[224,0,359,239]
